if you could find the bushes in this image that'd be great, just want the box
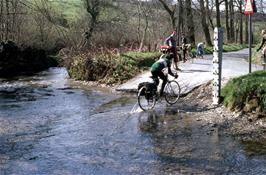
[191,44,247,56]
[223,44,247,52]
[65,51,160,85]
[221,71,266,113]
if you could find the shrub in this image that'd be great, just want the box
[221,70,266,113]
[65,50,161,85]
[223,44,247,52]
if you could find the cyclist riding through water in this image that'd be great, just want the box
[151,52,178,98]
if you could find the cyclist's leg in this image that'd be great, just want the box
[158,71,167,96]
[151,71,159,86]
[172,48,181,71]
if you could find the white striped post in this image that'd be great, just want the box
[212,27,223,105]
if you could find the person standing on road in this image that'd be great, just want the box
[164,31,181,71]
[257,29,266,64]
[181,33,188,62]
[197,42,205,59]
[151,53,178,97]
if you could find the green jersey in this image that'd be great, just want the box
[151,55,171,72]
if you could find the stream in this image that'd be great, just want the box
[0,68,265,175]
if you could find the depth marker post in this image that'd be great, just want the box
[212,27,223,105]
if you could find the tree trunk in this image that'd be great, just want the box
[225,0,230,42]
[206,0,214,30]
[177,0,183,45]
[229,0,235,42]
[215,0,221,27]
[139,10,149,51]
[0,1,3,40]
[199,0,212,46]
[239,0,243,44]
[5,0,9,41]
[185,0,195,46]
[235,21,239,43]
[245,15,248,44]
[158,0,177,31]
[83,0,100,47]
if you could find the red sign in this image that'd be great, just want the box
[244,0,254,14]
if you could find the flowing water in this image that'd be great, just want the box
[0,68,266,175]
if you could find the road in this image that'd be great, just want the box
[116,48,263,94]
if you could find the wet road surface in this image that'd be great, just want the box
[0,68,266,175]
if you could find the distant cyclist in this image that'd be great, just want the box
[151,52,178,97]
[257,29,266,63]
[197,42,205,59]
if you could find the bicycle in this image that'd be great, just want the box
[137,75,181,111]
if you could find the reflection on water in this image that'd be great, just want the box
[0,68,266,174]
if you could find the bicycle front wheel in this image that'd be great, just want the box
[137,86,156,111]
[164,80,181,105]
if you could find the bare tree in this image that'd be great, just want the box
[177,0,184,44]
[229,0,235,42]
[199,0,212,46]
[215,0,221,27]
[236,0,243,44]
[83,0,101,47]
[185,0,195,45]
[137,0,151,51]
[158,0,177,31]
[206,0,215,30]
[225,0,230,42]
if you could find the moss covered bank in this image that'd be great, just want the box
[222,70,266,115]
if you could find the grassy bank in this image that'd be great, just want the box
[65,51,161,85]
[221,70,266,114]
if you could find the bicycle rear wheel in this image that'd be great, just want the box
[137,86,156,111]
[164,80,181,105]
